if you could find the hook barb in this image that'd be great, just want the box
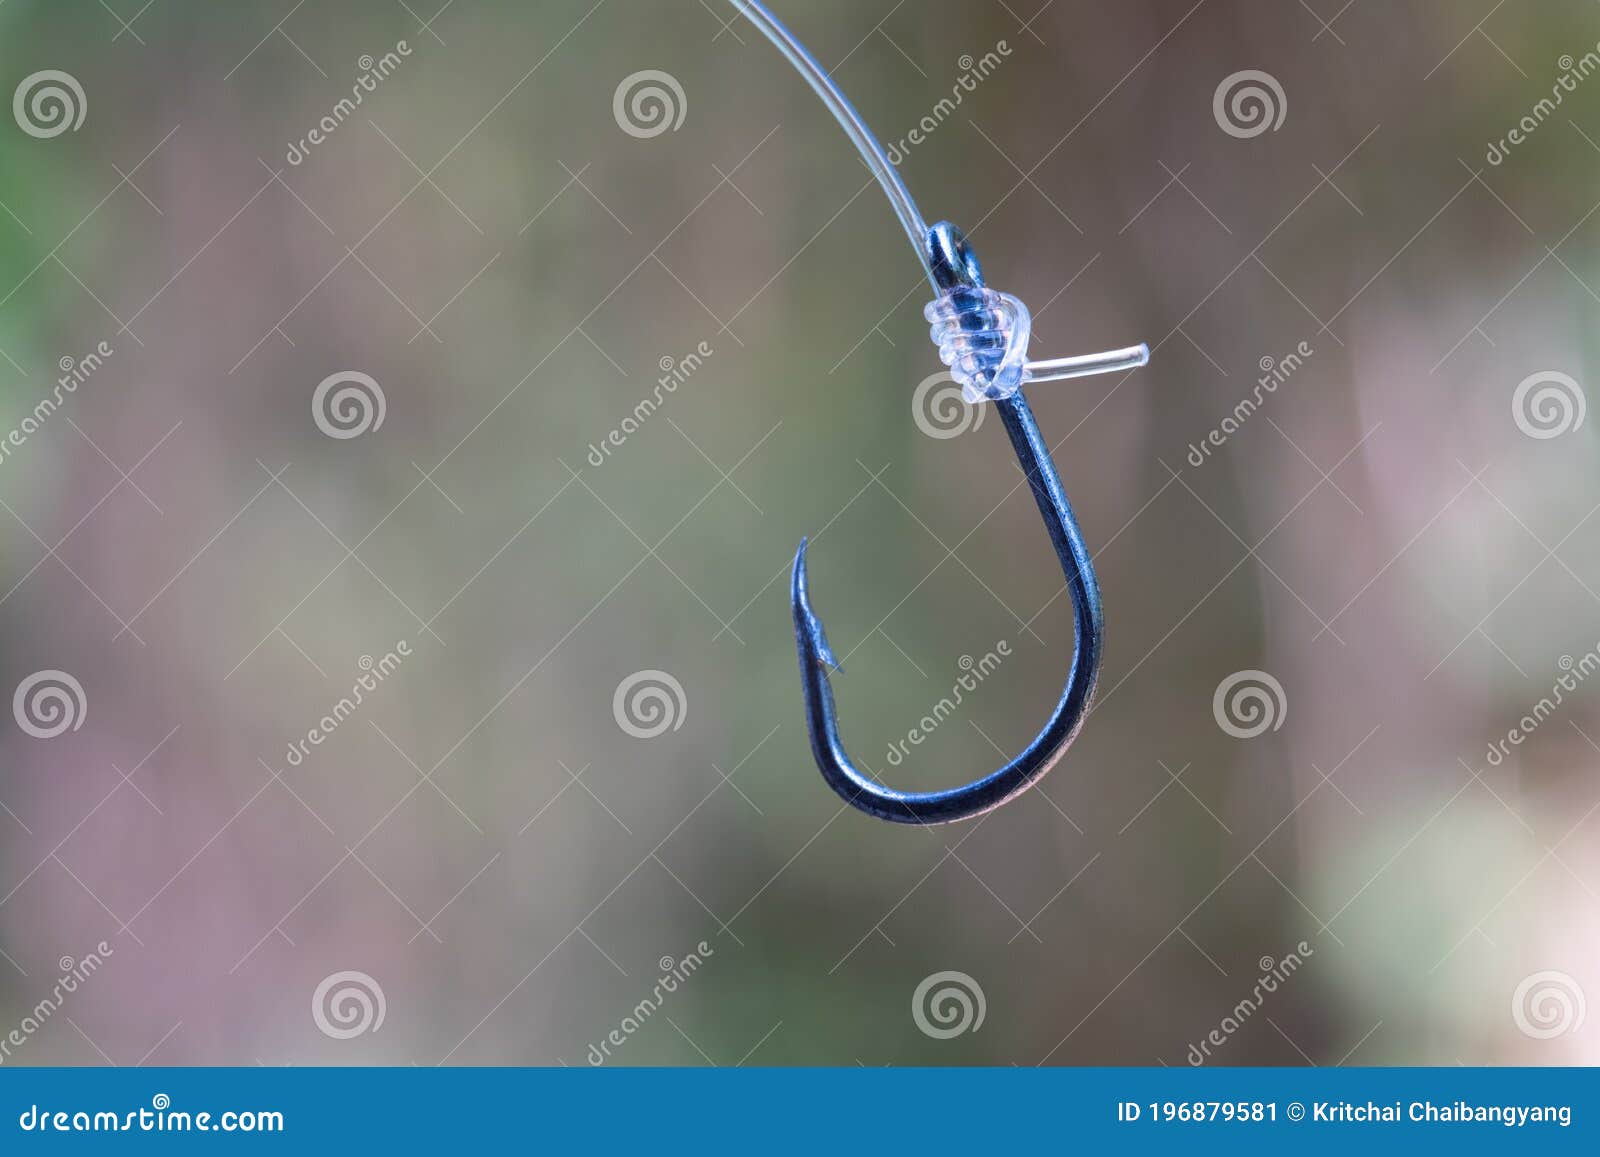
[790,223,1115,825]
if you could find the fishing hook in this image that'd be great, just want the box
[733,1,1149,823]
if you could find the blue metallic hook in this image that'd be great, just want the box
[733,0,1145,823]
[792,223,1107,824]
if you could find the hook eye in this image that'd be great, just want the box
[927,222,984,293]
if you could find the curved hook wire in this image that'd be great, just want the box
[792,223,1106,824]
[732,0,1139,823]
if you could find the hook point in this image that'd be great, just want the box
[791,538,841,672]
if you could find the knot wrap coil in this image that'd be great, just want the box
[924,286,1032,403]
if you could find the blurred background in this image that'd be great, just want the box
[1,0,1598,1066]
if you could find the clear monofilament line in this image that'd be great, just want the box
[1025,344,1150,383]
[729,0,935,285]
